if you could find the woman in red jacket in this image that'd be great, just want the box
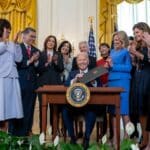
[97,43,110,87]
[96,43,110,139]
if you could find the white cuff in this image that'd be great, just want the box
[27,60,30,66]
[34,60,39,67]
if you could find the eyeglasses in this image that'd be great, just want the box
[30,35,36,38]
[28,34,36,38]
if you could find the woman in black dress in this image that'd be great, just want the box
[129,22,150,150]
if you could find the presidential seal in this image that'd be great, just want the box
[66,83,90,107]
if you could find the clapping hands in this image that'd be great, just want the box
[14,31,22,43]
[47,54,52,63]
[142,32,150,47]
[104,57,113,68]
[29,51,40,64]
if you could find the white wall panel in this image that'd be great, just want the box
[37,0,98,55]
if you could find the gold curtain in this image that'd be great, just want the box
[98,0,117,45]
[109,0,144,4]
[0,0,36,40]
[98,0,144,45]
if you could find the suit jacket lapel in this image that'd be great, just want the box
[44,51,48,63]
[20,43,29,59]
[31,45,37,55]
[73,70,80,78]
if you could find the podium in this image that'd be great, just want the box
[36,85,123,150]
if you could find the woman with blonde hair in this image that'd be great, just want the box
[106,31,132,147]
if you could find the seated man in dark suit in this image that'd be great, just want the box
[62,52,100,150]
[71,41,96,71]
[71,41,96,139]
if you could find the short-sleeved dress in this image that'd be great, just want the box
[0,41,23,121]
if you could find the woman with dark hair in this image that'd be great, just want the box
[96,43,110,138]
[97,43,110,87]
[58,40,73,83]
[128,35,141,141]
[129,22,150,150]
[38,35,64,85]
[43,35,57,52]
[0,19,23,130]
[37,35,64,131]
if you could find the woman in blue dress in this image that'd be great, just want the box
[0,19,23,130]
[107,31,132,145]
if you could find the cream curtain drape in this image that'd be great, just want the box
[0,0,36,40]
[98,0,148,45]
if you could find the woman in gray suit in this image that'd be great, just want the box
[0,19,23,130]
